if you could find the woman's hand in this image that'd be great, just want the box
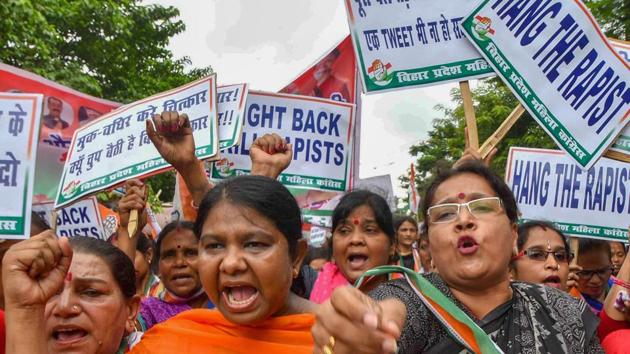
[311,286,406,354]
[146,111,198,170]
[454,127,497,169]
[118,179,148,232]
[2,231,72,309]
[250,133,292,179]
[566,264,582,290]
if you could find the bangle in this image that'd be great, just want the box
[611,276,630,290]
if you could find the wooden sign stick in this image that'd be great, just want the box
[570,237,579,267]
[51,210,58,235]
[604,150,630,163]
[478,104,526,159]
[127,210,138,238]
[459,81,479,150]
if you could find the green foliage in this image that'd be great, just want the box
[0,0,212,103]
[584,0,630,40]
[145,172,176,206]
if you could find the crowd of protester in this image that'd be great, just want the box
[1,111,628,353]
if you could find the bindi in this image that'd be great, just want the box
[352,217,360,225]
[65,272,72,282]
[457,192,466,200]
[546,240,552,251]
[177,244,182,249]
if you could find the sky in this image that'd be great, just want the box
[146,0,457,197]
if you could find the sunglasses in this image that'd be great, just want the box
[576,267,613,280]
[519,248,573,263]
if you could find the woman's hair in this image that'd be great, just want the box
[136,232,154,254]
[422,161,518,232]
[152,220,195,272]
[194,175,302,259]
[68,237,136,299]
[517,220,570,254]
[332,190,395,243]
[394,216,418,233]
[578,238,611,259]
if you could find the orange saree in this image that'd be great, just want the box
[130,309,314,354]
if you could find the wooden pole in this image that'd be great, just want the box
[570,237,579,267]
[459,81,478,150]
[127,210,138,238]
[478,104,526,158]
[604,150,630,163]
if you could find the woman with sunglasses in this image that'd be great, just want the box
[311,162,603,353]
[511,220,573,291]
[574,238,613,315]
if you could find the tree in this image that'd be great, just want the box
[403,1,627,209]
[1,0,212,203]
[0,0,212,103]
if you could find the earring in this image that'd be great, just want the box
[292,268,299,279]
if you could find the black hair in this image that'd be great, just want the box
[332,190,395,243]
[394,216,418,233]
[68,237,136,298]
[517,220,571,256]
[422,161,518,232]
[136,232,154,254]
[152,220,195,273]
[194,175,302,259]
[30,211,50,234]
[578,238,611,259]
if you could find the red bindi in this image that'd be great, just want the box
[65,272,72,282]
[177,245,182,249]
[457,192,466,200]
[353,218,360,225]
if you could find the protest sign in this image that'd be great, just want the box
[33,198,105,239]
[211,91,355,192]
[0,63,120,204]
[506,147,629,242]
[608,38,630,161]
[462,1,630,169]
[0,93,43,239]
[217,84,248,150]
[343,0,494,93]
[280,35,361,184]
[55,75,218,208]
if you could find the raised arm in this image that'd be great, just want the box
[249,133,293,179]
[3,232,73,354]
[146,111,212,207]
[116,179,148,262]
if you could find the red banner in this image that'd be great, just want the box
[280,36,357,104]
[0,63,120,203]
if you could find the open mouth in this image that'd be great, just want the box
[52,326,87,344]
[347,253,369,270]
[457,236,479,255]
[171,273,193,285]
[222,285,260,312]
[543,275,561,288]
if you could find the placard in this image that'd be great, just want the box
[56,75,218,208]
